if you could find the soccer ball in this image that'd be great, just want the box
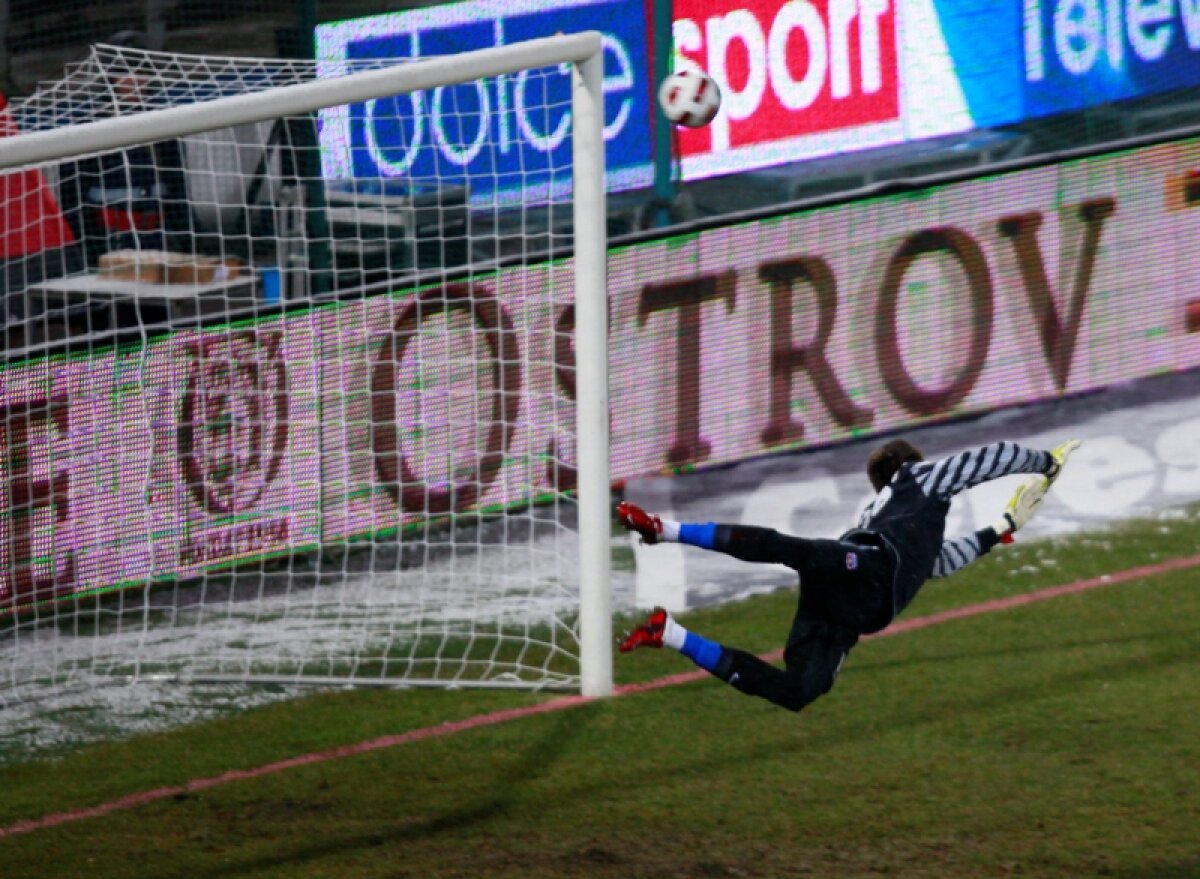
[657,68,721,128]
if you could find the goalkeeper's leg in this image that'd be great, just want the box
[716,619,855,712]
[621,606,856,713]
[617,502,842,566]
[617,502,791,561]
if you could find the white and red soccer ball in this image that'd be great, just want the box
[657,68,721,128]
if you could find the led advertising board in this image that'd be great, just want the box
[1021,0,1200,117]
[317,0,1200,199]
[316,0,652,204]
[0,328,323,606]
[316,0,981,192]
[6,135,1200,605]
[671,0,896,178]
[671,0,1200,179]
[930,0,1200,125]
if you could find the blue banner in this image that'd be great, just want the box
[934,0,1200,126]
[1022,0,1200,117]
[316,0,652,204]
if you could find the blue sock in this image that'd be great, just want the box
[680,631,723,673]
[678,522,717,550]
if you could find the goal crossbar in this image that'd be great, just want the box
[0,32,602,170]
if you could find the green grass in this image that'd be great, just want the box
[1,509,1199,879]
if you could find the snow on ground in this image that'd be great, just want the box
[0,516,636,761]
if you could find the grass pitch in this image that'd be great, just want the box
[1,509,1198,879]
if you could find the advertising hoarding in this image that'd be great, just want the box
[670,0,910,179]
[316,0,1200,199]
[314,267,578,542]
[671,0,1200,179]
[0,326,323,606]
[1021,0,1200,117]
[5,135,1200,604]
[316,0,979,192]
[932,0,1200,125]
[316,0,653,204]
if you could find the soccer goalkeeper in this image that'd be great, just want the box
[617,438,1080,713]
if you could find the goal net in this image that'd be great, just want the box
[0,33,613,711]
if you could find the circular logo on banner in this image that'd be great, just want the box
[370,283,520,516]
[178,330,289,517]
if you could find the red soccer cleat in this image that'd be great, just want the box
[619,607,668,653]
[616,501,663,545]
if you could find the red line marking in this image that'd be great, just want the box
[4,552,1198,839]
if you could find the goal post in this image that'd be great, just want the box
[570,51,613,699]
[0,33,613,703]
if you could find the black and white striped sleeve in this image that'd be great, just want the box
[912,441,1052,501]
[930,530,999,578]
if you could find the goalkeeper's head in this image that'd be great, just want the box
[866,439,924,492]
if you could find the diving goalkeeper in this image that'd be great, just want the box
[617,438,1080,713]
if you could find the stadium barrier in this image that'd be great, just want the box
[4,132,1200,606]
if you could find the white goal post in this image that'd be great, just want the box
[0,33,612,703]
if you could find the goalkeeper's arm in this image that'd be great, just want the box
[930,531,1001,578]
[985,439,1075,545]
[929,474,1051,578]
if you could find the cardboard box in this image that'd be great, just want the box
[99,251,243,285]
[98,249,172,283]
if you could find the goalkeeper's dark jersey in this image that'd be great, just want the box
[841,441,1052,620]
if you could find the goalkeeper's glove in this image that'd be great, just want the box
[1045,438,1081,484]
[991,474,1049,544]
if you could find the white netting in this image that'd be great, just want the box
[0,36,614,714]
[13,45,324,132]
